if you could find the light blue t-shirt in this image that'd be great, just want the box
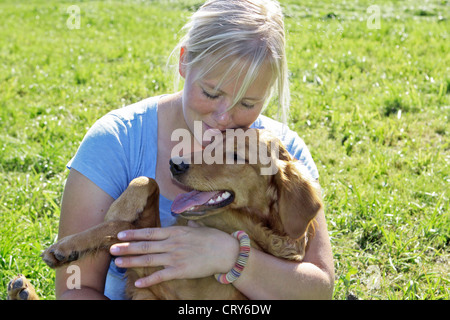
[67,95,319,299]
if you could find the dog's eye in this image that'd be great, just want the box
[232,152,247,164]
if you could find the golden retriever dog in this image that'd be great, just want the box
[8,129,322,300]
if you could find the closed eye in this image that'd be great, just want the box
[201,83,256,108]
[241,101,255,109]
[202,88,220,100]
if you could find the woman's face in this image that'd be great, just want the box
[180,56,274,146]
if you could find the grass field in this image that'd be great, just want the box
[0,0,448,300]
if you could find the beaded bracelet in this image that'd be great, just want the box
[215,230,251,284]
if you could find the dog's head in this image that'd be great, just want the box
[170,128,322,240]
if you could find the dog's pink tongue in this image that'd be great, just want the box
[171,190,220,214]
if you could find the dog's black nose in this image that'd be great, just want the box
[170,158,190,176]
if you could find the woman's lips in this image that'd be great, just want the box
[201,122,220,146]
[203,121,228,133]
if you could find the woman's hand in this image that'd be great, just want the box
[109,222,239,288]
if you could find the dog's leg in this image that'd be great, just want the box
[7,274,39,300]
[42,177,161,269]
[105,177,160,226]
[41,220,135,268]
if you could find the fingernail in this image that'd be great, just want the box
[118,232,126,239]
[115,258,123,266]
[135,280,143,287]
[110,246,120,254]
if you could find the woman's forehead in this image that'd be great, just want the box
[198,57,275,95]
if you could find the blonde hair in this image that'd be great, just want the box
[170,0,290,124]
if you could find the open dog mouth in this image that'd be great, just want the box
[171,190,234,217]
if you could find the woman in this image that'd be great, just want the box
[55,0,334,299]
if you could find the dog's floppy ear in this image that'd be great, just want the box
[275,161,323,239]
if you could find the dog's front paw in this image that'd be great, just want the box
[7,274,39,300]
[41,238,80,268]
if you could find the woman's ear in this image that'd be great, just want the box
[179,47,187,78]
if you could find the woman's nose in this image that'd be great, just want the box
[212,101,232,127]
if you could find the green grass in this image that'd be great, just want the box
[0,0,448,300]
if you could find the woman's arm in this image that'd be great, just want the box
[55,169,115,300]
[233,208,335,299]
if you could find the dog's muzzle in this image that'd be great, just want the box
[170,158,190,176]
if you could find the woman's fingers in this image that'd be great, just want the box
[114,253,171,269]
[117,227,171,241]
[110,240,168,256]
[135,267,180,288]
[110,227,173,255]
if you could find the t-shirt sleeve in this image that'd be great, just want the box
[284,131,319,181]
[67,113,131,200]
[252,115,319,180]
